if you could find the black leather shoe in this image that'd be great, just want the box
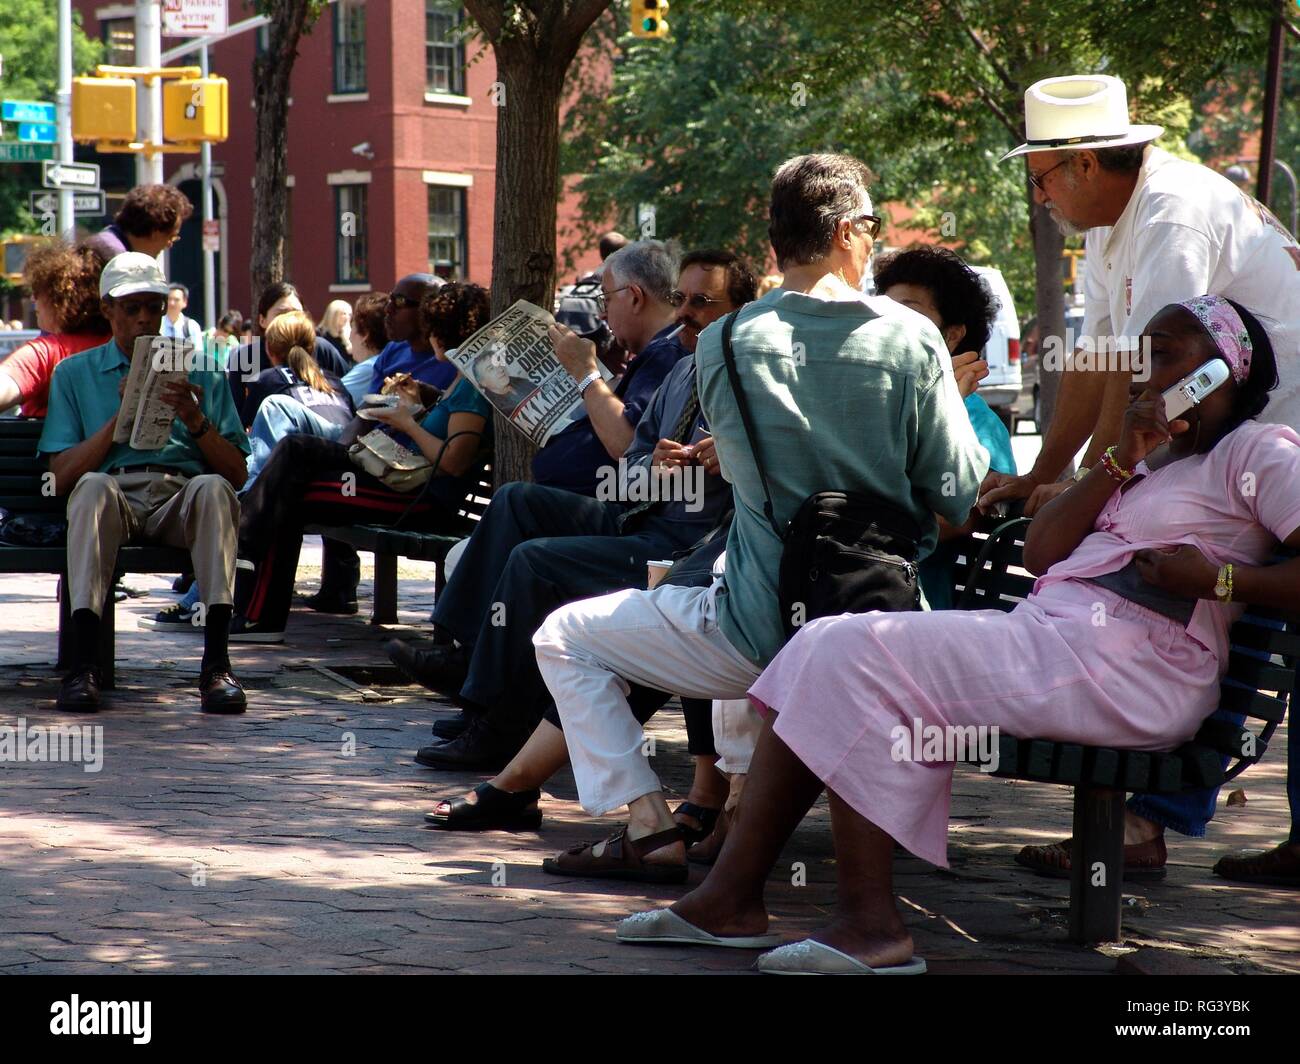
[413,718,522,771]
[200,667,247,714]
[57,667,102,712]
[301,591,359,615]
[432,712,469,741]
[386,638,470,697]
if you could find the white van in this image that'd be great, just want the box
[971,266,1021,420]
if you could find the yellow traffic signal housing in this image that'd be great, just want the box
[164,76,229,143]
[72,76,137,141]
[630,0,670,38]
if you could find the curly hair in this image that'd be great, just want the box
[22,239,109,335]
[114,184,193,238]
[872,245,1001,354]
[420,282,491,351]
[351,292,389,349]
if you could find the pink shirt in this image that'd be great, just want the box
[1037,420,1300,660]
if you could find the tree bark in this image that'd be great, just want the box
[249,0,316,304]
[1030,194,1067,443]
[464,0,614,488]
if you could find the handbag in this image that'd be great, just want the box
[717,310,922,641]
[347,428,433,493]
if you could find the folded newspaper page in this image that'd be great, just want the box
[446,300,610,448]
[113,335,191,452]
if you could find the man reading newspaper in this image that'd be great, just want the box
[38,253,251,714]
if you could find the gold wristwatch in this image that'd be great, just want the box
[1213,563,1234,603]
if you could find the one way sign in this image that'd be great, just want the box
[41,160,100,191]
[29,190,106,216]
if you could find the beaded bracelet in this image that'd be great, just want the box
[1100,445,1134,484]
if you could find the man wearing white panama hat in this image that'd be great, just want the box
[981,73,1300,515]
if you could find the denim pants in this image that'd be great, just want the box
[1128,614,1296,842]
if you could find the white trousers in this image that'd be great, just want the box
[534,581,763,816]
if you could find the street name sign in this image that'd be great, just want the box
[0,142,55,162]
[2,100,56,124]
[41,160,100,190]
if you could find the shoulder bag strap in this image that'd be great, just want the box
[718,309,783,538]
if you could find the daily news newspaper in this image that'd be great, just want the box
[446,300,610,448]
[113,336,193,452]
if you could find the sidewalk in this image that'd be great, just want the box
[1,545,1296,975]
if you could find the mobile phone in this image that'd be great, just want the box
[1162,359,1231,421]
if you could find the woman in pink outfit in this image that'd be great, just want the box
[617,297,1300,974]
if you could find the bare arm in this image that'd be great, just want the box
[49,415,118,495]
[162,382,247,490]
[577,377,635,458]
[0,370,21,411]
[368,407,486,479]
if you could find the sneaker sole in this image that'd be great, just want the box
[228,631,285,644]
[137,618,202,631]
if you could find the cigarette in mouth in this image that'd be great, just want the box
[665,324,686,340]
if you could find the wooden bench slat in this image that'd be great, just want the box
[1217,682,1289,724]
[1225,650,1295,694]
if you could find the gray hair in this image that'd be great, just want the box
[768,153,876,268]
[603,240,679,305]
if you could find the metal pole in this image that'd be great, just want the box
[1274,160,1299,238]
[134,0,164,186]
[57,0,74,238]
[200,44,216,330]
[1257,0,1285,207]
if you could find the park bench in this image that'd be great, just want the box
[304,459,492,624]
[949,516,1298,943]
[0,416,191,688]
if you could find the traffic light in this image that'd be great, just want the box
[164,76,229,143]
[71,76,137,141]
[630,0,670,38]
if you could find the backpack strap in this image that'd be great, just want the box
[718,309,783,539]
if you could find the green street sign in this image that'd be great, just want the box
[0,141,56,162]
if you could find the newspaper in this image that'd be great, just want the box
[113,335,191,452]
[446,300,611,448]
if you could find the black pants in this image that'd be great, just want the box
[431,481,705,740]
[236,434,463,630]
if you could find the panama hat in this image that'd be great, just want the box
[100,251,170,298]
[1001,74,1163,161]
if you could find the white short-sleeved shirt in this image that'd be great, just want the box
[1081,145,1300,430]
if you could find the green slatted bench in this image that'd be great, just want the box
[304,460,492,624]
[949,516,1297,943]
[0,417,192,687]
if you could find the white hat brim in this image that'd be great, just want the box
[104,280,171,298]
[1000,124,1164,162]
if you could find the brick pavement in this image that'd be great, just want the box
[1,547,1296,974]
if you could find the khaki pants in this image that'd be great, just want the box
[66,470,239,616]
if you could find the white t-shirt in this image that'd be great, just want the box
[1082,145,1300,430]
[161,312,204,347]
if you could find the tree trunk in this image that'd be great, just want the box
[1030,195,1066,444]
[249,0,314,304]
[464,0,614,489]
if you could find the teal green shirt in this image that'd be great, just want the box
[696,289,990,666]
[38,337,250,474]
[418,375,492,438]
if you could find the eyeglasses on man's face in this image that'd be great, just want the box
[669,290,725,310]
[1028,157,1071,192]
[595,284,633,312]
[388,292,420,310]
[850,213,883,240]
[110,296,167,316]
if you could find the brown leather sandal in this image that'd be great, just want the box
[542,826,688,884]
[1015,835,1167,881]
[687,805,733,866]
[1213,842,1300,888]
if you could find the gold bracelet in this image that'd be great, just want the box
[1214,563,1234,603]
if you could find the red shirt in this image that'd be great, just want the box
[0,332,110,417]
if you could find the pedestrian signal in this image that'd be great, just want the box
[630,0,669,38]
[71,77,137,142]
[164,77,229,143]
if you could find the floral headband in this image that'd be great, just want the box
[1181,295,1253,384]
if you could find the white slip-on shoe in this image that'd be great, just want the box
[756,938,927,975]
[616,908,783,949]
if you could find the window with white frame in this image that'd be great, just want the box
[333,0,367,94]
[335,184,369,284]
[427,186,466,280]
[425,2,466,96]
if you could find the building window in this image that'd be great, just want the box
[427,186,466,280]
[102,18,135,65]
[335,184,369,284]
[425,2,466,96]
[333,0,367,94]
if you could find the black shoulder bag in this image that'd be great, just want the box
[717,310,923,641]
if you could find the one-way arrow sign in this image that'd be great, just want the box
[29,190,106,216]
[41,160,100,191]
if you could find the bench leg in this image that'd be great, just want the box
[98,585,116,689]
[1068,785,1126,944]
[371,552,398,625]
[57,575,71,671]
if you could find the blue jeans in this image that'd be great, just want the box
[1128,614,1296,843]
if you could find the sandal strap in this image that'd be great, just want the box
[673,801,721,826]
[628,827,684,859]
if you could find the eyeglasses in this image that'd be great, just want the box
[595,284,633,312]
[669,291,724,310]
[388,293,420,310]
[1028,158,1071,192]
[851,214,883,240]
[109,297,167,315]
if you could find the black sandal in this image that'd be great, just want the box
[424,782,542,831]
[672,801,721,847]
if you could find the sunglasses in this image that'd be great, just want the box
[109,296,167,315]
[1028,158,1071,192]
[388,293,420,309]
[668,291,724,310]
[852,213,883,239]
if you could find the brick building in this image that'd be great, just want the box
[71,1,603,327]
